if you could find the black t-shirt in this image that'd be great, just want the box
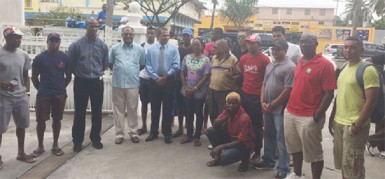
[372,53,385,66]
[178,46,194,63]
[232,44,249,60]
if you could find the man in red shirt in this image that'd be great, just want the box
[238,33,270,163]
[284,33,336,179]
[206,92,255,172]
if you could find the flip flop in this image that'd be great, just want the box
[30,149,45,158]
[51,148,64,156]
[206,159,220,167]
[137,128,147,136]
[16,154,36,163]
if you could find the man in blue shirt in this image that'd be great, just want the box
[97,4,107,23]
[145,27,180,144]
[31,33,72,158]
[109,26,145,144]
[68,19,108,152]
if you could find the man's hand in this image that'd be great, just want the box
[328,117,334,137]
[185,88,195,98]
[210,145,223,158]
[351,123,361,135]
[0,82,17,92]
[155,76,167,86]
[313,111,322,123]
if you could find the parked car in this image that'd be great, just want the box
[323,44,344,58]
[362,43,385,57]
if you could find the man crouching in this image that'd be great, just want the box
[205,92,255,172]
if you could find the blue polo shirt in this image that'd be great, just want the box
[109,42,145,88]
[32,51,70,96]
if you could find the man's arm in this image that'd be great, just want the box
[31,67,40,90]
[102,44,109,71]
[23,70,30,93]
[328,98,337,136]
[166,47,180,77]
[108,46,115,70]
[313,90,334,122]
[270,88,291,109]
[212,111,230,128]
[145,49,160,80]
[139,47,146,70]
[353,88,379,134]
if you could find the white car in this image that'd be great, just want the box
[324,44,344,58]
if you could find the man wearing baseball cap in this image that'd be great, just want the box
[30,32,72,158]
[174,28,194,138]
[0,26,35,168]
[237,33,270,164]
[257,40,295,179]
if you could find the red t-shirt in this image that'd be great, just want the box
[286,53,336,116]
[239,52,270,96]
[216,107,255,153]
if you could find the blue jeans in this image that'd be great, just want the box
[206,127,250,165]
[262,113,290,174]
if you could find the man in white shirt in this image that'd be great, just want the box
[271,26,302,65]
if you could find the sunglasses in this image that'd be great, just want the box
[237,35,246,40]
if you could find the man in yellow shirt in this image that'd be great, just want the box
[329,37,380,179]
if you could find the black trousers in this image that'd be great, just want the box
[149,78,174,136]
[185,97,205,139]
[72,77,104,145]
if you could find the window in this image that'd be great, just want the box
[305,9,310,15]
[255,8,259,14]
[272,8,278,14]
[41,0,58,2]
[318,21,325,25]
[286,8,292,15]
[320,9,326,16]
[25,0,32,8]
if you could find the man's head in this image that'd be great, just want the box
[182,28,193,45]
[214,39,229,57]
[271,40,288,61]
[211,28,223,42]
[343,37,364,61]
[237,30,247,47]
[299,33,318,58]
[245,33,261,53]
[47,33,61,52]
[86,18,99,39]
[3,26,24,49]
[146,26,156,43]
[102,4,107,12]
[158,27,170,45]
[272,26,286,41]
[121,26,135,45]
[225,92,241,114]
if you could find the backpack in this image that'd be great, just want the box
[338,61,385,123]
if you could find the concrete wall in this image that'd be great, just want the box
[374,30,385,45]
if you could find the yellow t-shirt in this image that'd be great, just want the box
[335,60,380,125]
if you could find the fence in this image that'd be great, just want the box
[16,31,122,113]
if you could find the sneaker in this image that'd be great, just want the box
[208,145,213,149]
[380,151,385,159]
[92,142,104,149]
[253,161,275,170]
[275,172,287,179]
[285,173,305,179]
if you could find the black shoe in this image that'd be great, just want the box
[92,142,103,149]
[145,133,158,142]
[165,135,173,144]
[73,144,82,152]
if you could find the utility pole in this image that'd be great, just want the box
[352,0,362,37]
[106,0,114,28]
[209,0,218,31]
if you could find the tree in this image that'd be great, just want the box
[370,0,385,17]
[116,0,191,27]
[334,15,347,26]
[372,18,385,29]
[342,0,372,35]
[219,0,258,28]
[29,7,83,26]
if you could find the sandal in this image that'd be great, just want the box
[16,154,36,163]
[137,128,147,136]
[30,149,45,158]
[51,148,64,156]
[206,159,220,167]
[367,143,376,157]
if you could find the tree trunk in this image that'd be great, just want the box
[352,0,362,37]
[106,0,114,28]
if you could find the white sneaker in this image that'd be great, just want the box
[285,173,305,179]
[208,145,213,149]
[380,151,385,159]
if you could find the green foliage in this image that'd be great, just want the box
[370,0,385,17]
[343,0,372,26]
[372,18,385,29]
[115,0,191,27]
[219,0,258,28]
[31,7,83,26]
[334,16,347,26]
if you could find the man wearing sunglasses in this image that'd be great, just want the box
[232,31,249,60]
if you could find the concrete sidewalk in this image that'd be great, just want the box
[1,109,385,178]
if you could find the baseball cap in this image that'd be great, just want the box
[246,33,261,43]
[182,28,193,36]
[3,26,24,38]
[47,33,61,40]
[271,40,288,50]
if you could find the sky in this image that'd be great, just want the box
[202,0,348,16]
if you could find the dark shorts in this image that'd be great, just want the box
[139,77,150,104]
[35,93,67,122]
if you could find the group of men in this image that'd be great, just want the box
[0,18,381,179]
